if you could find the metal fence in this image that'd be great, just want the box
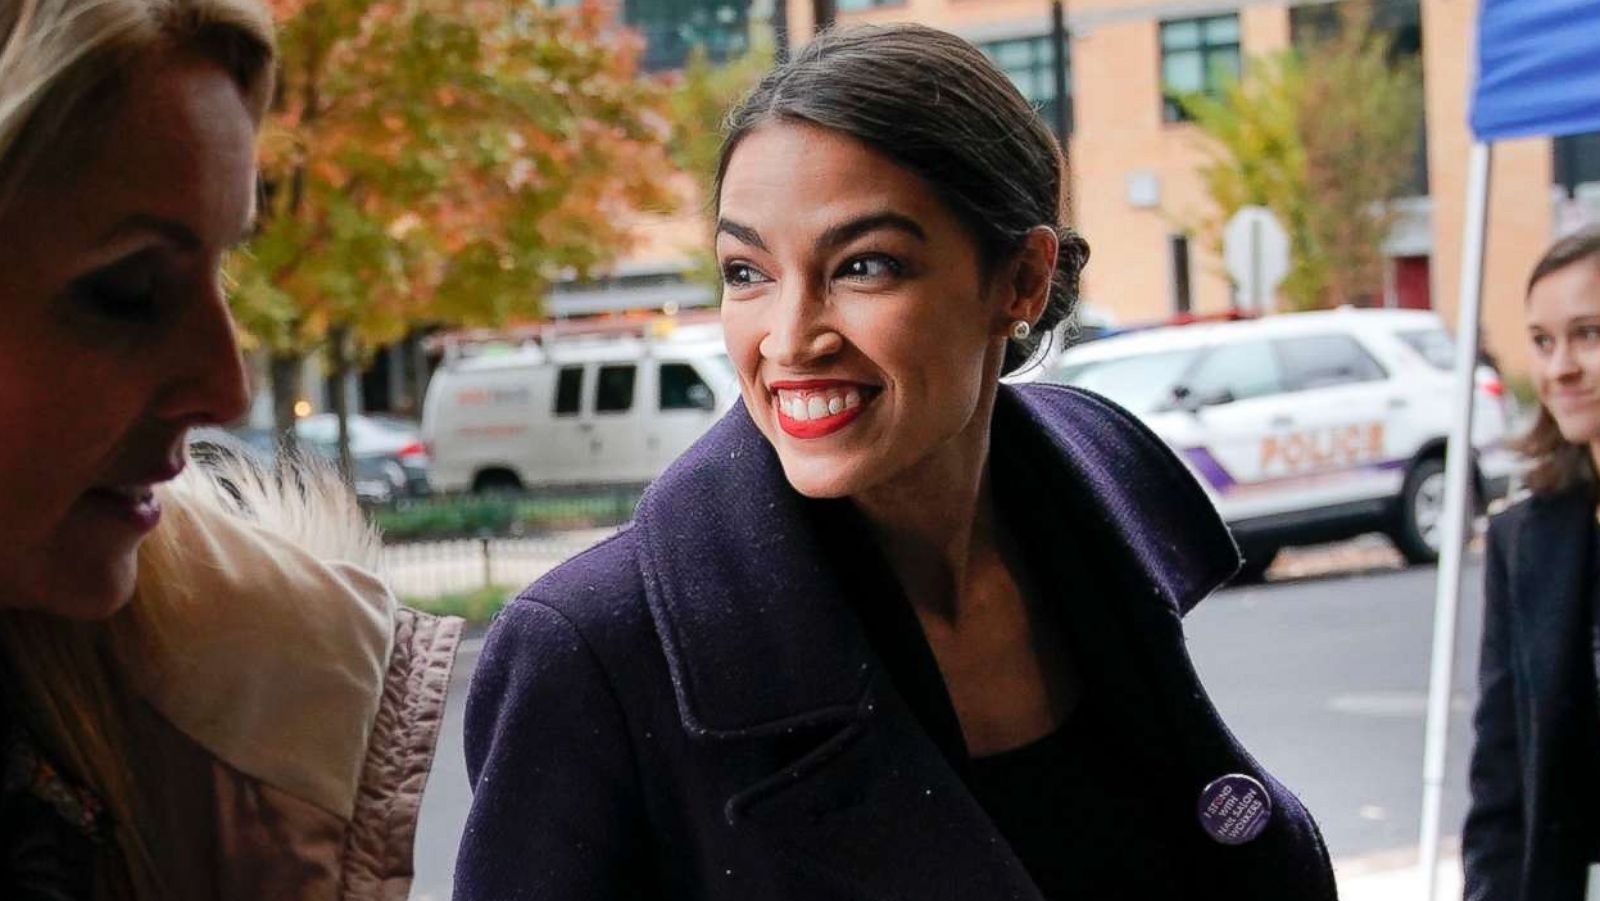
[380,528,614,600]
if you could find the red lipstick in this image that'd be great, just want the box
[770,379,874,440]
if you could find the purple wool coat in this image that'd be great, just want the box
[456,383,1338,900]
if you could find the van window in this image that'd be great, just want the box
[1275,334,1387,391]
[1183,340,1283,405]
[555,366,584,416]
[596,365,636,414]
[660,363,715,411]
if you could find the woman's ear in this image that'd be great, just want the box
[995,226,1059,330]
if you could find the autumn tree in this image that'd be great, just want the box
[664,29,773,290]
[236,0,678,463]
[1183,0,1422,310]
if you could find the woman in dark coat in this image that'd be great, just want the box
[1464,226,1600,901]
[457,23,1335,900]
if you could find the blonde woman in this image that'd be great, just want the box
[0,0,461,897]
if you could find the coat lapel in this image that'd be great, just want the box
[632,403,1038,898]
[631,384,1244,899]
[1512,491,1596,815]
[1512,492,1591,707]
[631,400,876,739]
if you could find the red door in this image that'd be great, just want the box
[1394,256,1431,309]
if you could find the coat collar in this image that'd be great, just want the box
[632,383,1240,740]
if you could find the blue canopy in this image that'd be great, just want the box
[1472,0,1600,141]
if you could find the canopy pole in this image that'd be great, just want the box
[1420,140,1494,901]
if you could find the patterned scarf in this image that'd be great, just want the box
[0,720,106,900]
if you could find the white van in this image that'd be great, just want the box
[422,331,738,492]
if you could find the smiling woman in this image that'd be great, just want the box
[1464,226,1600,901]
[458,23,1336,901]
[0,1,459,897]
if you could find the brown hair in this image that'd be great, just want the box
[1515,225,1600,496]
[714,23,1090,375]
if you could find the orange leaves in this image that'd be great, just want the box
[232,0,679,354]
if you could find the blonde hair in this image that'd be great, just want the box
[0,1,275,895]
[0,0,274,210]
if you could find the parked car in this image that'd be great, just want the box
[422,328,738,493]
[1044,307,1521,577]
[187,415,431,505]
[294,413,432,502]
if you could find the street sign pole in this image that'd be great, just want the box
[1224,206,1289,313]
[1251,219,1263,310]
[1050,0,1072,222]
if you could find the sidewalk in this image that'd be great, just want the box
[1336,847,1462,901]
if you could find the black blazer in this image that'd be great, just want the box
[455,385,1337,900]
[1465,489,1600,901]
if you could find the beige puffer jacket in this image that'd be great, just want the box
[116,459,462,899]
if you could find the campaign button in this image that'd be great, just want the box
[1197,773,1272,845]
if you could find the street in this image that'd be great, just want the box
[408,548,1486,900]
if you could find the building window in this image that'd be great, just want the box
[1289,0,1421,59]
[979,35,1073,136]
[1160,14,1241,122]
[837,0,903,10]
[625,0,750,72]
[1170,235,1192,313]
[1555,131,1600,195]
[1290,0,1428,196]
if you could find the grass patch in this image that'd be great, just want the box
[404,584,517,623]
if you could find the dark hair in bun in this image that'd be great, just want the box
[715,22,1089,374]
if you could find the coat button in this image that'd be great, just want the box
[1197,774,1272,845]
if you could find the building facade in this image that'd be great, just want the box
[327,0,1596,427]
[776,0,1600,378]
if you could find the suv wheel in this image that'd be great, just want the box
[1392,457,1467,565]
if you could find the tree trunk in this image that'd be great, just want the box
[411,331,432,419]
[269,352,304,454]
[328,323,356,481]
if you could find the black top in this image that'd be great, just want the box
[961,698,1189,898]
[816,449,1198,899]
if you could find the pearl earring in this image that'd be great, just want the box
[1010,320,1032,341]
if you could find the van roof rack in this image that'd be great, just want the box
[427,309,722,364]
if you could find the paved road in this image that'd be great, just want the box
[1185,561,1482,862]
[408,554,1487,899]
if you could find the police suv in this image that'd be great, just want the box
[1045,308,1520,578]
